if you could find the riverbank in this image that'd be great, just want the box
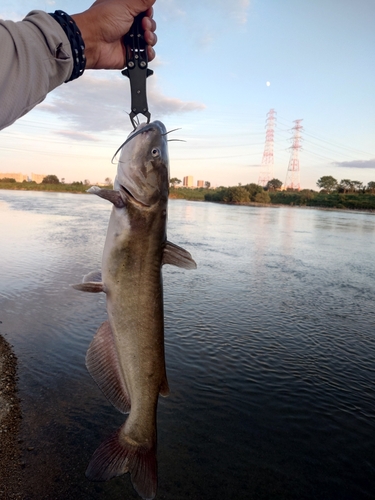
[2,184,375,212]
[209,200,375,214]
[0,334,22,497]
[205,185,375,211]
[0,181,95,194]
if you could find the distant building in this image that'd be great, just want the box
[0,172,28,182]
[197,180,205,188]
[183,176,194,188]
[31,173,47,184]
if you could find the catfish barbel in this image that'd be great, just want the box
[73,120,196,499]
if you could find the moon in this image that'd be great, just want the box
[266,81,271,87]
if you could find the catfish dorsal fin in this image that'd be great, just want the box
[87,186,125,208]
[86,321,131,414]
[162,241,197,270]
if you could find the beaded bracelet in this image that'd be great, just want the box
[49,10,86,82]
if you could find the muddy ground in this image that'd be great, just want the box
[0,334,22,499]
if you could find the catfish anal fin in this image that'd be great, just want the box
[86,321,131,414]
[162,241,197,270]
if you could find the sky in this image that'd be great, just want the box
[1,0,375,189]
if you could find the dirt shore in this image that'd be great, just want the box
[0,334,22,498]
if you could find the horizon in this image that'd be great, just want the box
[1,1,374,190]
[2,171,374,192]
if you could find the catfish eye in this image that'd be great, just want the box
[151,148,160,158]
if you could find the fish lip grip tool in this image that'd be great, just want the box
[122,13,154,129]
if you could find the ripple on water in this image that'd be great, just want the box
[1,193,375,499]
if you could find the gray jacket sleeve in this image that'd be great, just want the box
[0,10,74,130]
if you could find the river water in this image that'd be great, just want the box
[0,190,374,499]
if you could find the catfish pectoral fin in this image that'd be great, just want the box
[87,186,125,208]
[86,425,157,500]
[71,282,105,293]
[162,241,197,270]
[86,321,131,414]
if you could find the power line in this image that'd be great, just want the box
[277,114,375,157]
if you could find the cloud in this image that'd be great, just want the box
[54,130,98,142]
[0,10,22,21]
[196,33,215,49]
[158,0,186,19]
[39,73,205,133]
[157,0,251,50]
[158,0,251,25]
[332,159,375,169]
[231,0,251,24]
[1,0,41,21]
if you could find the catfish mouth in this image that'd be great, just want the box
[119,184,150,208]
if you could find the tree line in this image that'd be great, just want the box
[316,176,375,194]
[0,175,113,193]
[2,174,375,210]
[205,183,271,203]
[203,177,375,210]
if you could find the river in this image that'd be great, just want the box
[0,190,374,499]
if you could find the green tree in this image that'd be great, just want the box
[170,177,181,188]
[42,175,60,184]
[265,178,283,191]
[352,180,364,193]
[243,183,264,201]
[338,179,355,193]
[0,177,16,183]
[254,191,271,203]
[367,181,375,193]
[204,188,227,202]
[224,186,250,203]
[316,176,337,193]
[205,181,211,188]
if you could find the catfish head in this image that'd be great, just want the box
[114,121,170,208]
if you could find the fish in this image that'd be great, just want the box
[72,120,196,500]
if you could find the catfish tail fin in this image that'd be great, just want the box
[86,425,157,500]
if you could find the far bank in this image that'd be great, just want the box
[1,182,375,211]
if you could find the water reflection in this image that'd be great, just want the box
[0,191,375,499]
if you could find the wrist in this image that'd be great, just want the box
[71,12,97,70]
[49,10,87,80]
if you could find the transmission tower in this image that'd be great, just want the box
[258,109,276,187]
[284,119,303,190]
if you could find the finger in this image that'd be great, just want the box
[147,45,155,62]
[142,16,156,33]
[144,29,157,47]
[145,7,154,18]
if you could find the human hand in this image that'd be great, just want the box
[72,0,157,70]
